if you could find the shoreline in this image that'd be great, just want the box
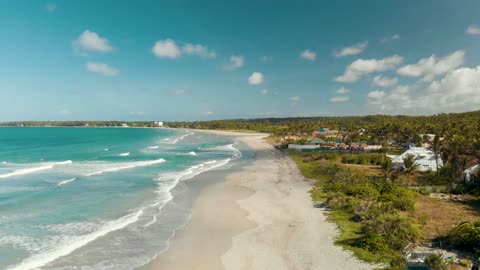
[148,130,374,270]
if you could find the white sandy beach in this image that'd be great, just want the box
[150,131,374,270]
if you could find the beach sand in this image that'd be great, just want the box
[149,132,374,270]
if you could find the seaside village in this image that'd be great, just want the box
[277,128,480,269]
[281,127,479,178]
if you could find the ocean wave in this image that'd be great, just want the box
[118,152,130,157]
[86,159,166,176]
[147,146,159,149]
[0,161,73,180]
[201,143,243,159]
[56,178,77,187]
[187,151,197,156]
[162,131,193,145]
[5,210,144,270]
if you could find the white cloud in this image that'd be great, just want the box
[466,25,480,35]
[152,39,181,59]
[367,66,480,114]
[259,56,273,62]
[335,55,403,83]
[334,42,368,58]
[380,34,400,44]
[224,55,244,70]
[203,111,214,116]
[260,89,268,95]
[248,72,264,85]
[129,111,145,116]
[300,50,316,61]
[174,89,185,95]
[59,109,71,115]
[372,75,398,88]
[152,39,215,59]
[46,3,57,12]
[290,96,301,102]
[397,50,465,82]
[330,96,350,103]
[73,30,114,53]
[336,87,350,94]
[182,43,216,58]
[85,62,119,76]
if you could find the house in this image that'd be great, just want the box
[121,123,129,127]
[155,121,164,127]
[338,143,348,150]
[387,147,443,172]
[288,144,320,150]
[317,128,340,138]
[320,143,337,149]
[366,145,383,151]
[350,143,360,150]
[359,143,368,151]
[464,164,480,182]
[307,138,326,145]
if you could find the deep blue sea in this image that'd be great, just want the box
[0,127,246,270]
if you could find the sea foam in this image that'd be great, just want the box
[86,159,166,176]
[5,210,144,270]
[0,161,73,179]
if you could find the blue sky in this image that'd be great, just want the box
[1,0,480,121]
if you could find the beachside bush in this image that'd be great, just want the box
[363,213,420,250]
[360,234,389,253]
[424,254,444,270]
[380,186,416,211]
[448,221,480,252]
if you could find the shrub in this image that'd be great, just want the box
[448,221,480,252]
[424,254,444,270]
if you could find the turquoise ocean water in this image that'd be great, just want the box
[0,127,246,270]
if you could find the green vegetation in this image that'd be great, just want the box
[447,221,480,257]
[289,151,419,269]
[424,254,444,270]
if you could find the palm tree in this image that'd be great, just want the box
[403,154,418,175]
[381,155,394,182]
[428,135,442,176]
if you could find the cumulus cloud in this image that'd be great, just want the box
[367,66,480,114]
[152,39,181,58]
[380,34,400,44]
[174,89,185,95]
[330,96,350,103]
[335,55,403,83]
[334,42,368,58]
[466,25,480,35]
[300,50,316,61]
[129,111,145,116]
[372,75,398,88]
[85,62,119,76]
[259,56,273,62]
[203,111,214,116]
[336,87,350,94]
[397,50,465,82]
[46,3,56,12]
[59,109,71,115]
[224,55,244,70]
[260,89,268,95]
[73,30,114,53]
[152,39,215,59]
[248,72,263,85]
[290,96,301,102]
[182,43,216,58]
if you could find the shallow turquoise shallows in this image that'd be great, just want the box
[0,127,244,270]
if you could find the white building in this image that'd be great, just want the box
[288,144,320,150]
[387,147,443,172]
[155,121,164,127]
[464,164,479,182]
